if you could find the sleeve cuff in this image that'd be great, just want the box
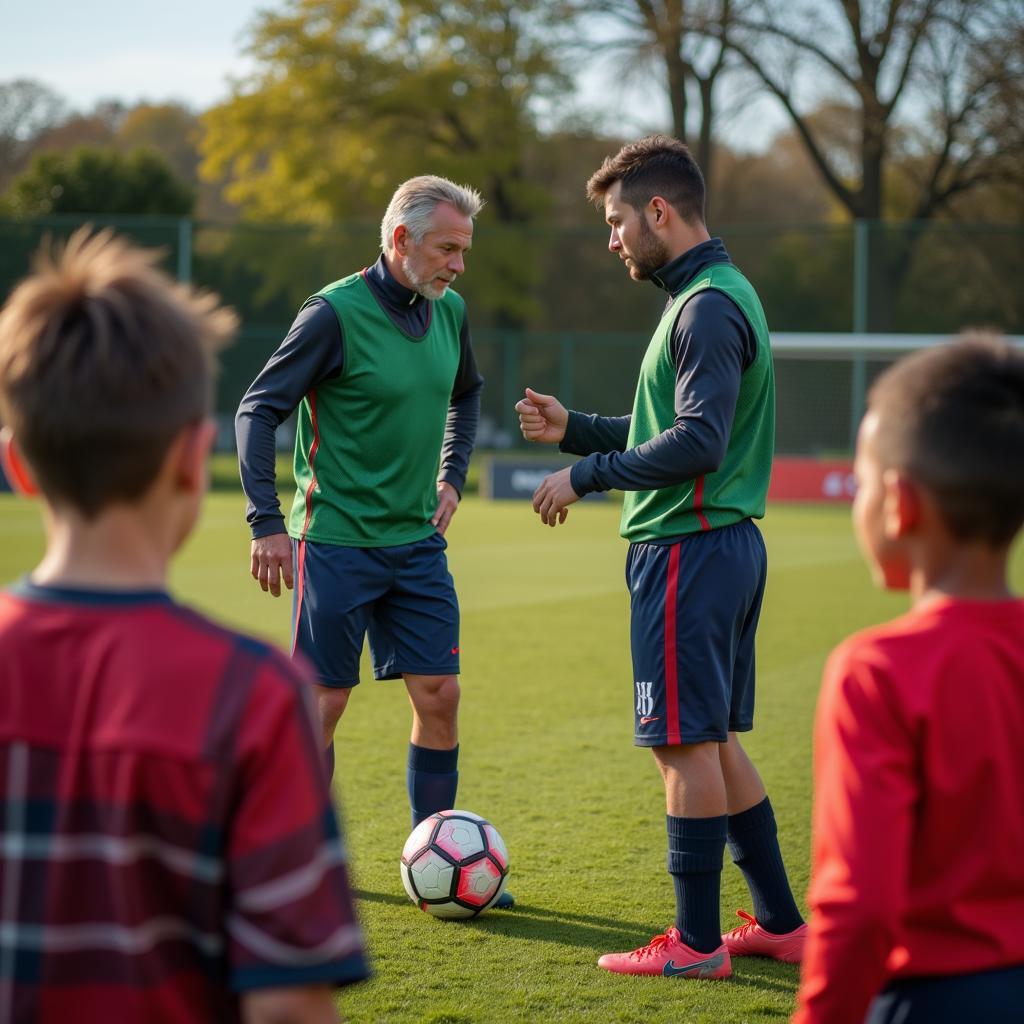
[232,952,371,992]
[558,410,586,456]
[250,517,289,540]
[437,470,465,498]
[569,458,596,497]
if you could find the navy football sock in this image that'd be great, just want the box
[407,743,459,828]
[667,814,727,954]
[324,743,335,783]
[727,796,803,934]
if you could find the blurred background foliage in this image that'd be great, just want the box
[3,0,1019,230]
[1,0,1021,441]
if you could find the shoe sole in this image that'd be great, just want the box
[724,938,804,963]
[598,949,731,978]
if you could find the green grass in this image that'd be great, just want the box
[1,493,1022,1024]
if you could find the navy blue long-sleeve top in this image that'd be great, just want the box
[562,237,758,497]
[236,255,484,539]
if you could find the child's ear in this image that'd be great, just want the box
[172,419,216,494]
[882,469,919,539]
[0,428,39,496]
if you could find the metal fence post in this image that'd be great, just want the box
[177,217,193,284]
[850,220,870,449]
[503,331,521,443]
[559,334,574,411]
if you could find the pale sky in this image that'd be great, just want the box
[1,0,261,111]
[0,0,784,147]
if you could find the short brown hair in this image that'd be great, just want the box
[0,228,237,517]
[586,135,706,224]
[868,331,1024,546]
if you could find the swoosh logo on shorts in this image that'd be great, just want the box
[663,951,726,977]
[639,716,661,725]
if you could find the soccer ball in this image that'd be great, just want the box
[400,809,510,919]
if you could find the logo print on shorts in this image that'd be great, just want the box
[635,680,654,717]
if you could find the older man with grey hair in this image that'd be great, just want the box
[237,176,511,907]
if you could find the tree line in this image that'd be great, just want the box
[1,0,1020,332]
[3,0,1020,226]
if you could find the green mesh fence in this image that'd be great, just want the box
[2,216,1020,457]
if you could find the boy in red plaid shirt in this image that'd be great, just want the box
[0,230,369,1023]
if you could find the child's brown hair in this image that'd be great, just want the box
[0,228,237,517]
[867,331,1024,546]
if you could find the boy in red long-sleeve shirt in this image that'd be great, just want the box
[793,334,1024,1024]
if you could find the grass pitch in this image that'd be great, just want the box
[2,492,1021,1024]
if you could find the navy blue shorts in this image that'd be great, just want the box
[864,964,1024,1023]
[291,533,460,688]
[626,518,766,747]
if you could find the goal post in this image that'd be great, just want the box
[771,332,1024,458]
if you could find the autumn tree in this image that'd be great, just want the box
[200,0,574,225]
[723,0,1023,222]
[0,80,66,191]
[581,0,746,197]
[115,103,237,220]
[719,0,1024,326]
[198,0,576,326]
[2,147,194,216]
[118,104,200,185]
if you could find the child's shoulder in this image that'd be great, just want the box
[167,601,305,688]
[0,582,303,697]
[828,606,935,667]
[825,597,1024,699]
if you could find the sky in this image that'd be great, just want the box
[1,0,786,148]
[1,0,261,112]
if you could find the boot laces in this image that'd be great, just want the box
[631,931,673,961]
[730,909,758,937]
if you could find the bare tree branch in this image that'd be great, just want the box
[723,33,860,213]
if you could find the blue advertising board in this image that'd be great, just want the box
[482,457,607,501]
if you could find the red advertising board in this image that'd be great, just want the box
[769,457,856,502]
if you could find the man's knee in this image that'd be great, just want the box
[654,739,721,773]
[317,685,352,738]
[654,740,727,816]
[407,674,461,722]
[720,731,766,812]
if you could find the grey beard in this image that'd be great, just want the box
[402,256,449,300]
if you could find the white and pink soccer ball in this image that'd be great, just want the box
[400,809,510,919]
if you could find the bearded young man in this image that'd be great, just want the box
[517,136,804,975]
[237,177,511,909]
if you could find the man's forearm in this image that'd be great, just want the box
[569,418,726,496]
[439,384,482,494]
[559,411,631,457]
[236,406,287,537]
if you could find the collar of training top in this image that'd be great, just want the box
[651,237,730,297]
[366,253,425,308]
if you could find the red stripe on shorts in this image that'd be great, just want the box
[694,475,711,532]
[291,539,306,656]
[664,542,682,745]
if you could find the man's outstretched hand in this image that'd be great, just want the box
[515,387,568,445]
[532,466,579,527]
